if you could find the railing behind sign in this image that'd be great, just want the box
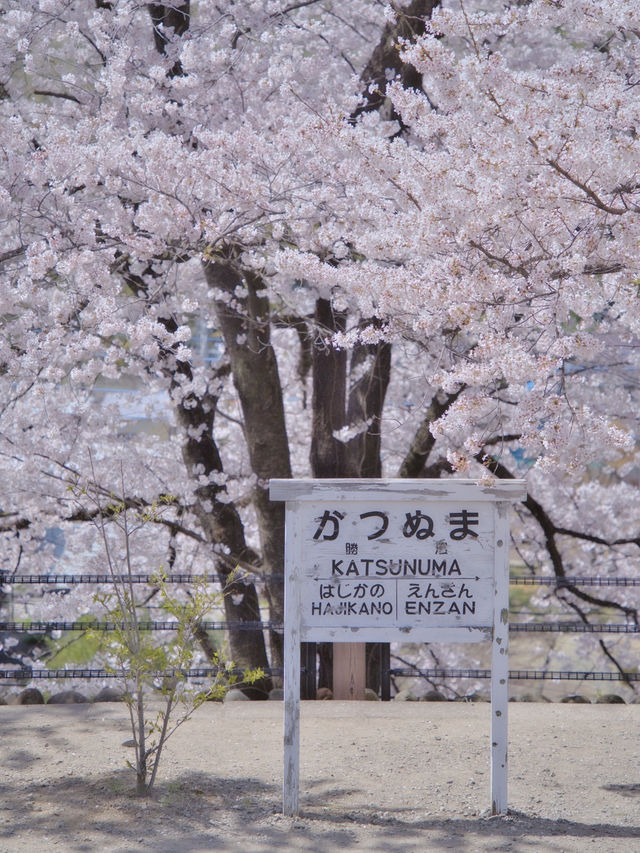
[1,572,638,692]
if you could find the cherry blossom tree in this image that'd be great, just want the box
[275,0,640,685]
[0,0,428,689]
[1,0,639,693]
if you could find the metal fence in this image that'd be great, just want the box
[1,571,638,692]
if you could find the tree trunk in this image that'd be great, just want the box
[346,337,392,477]
[118,252,273,694]
[310,298,356,477]
[204,259,292,676]
[310,303,393,693]
[353,0,440,128]
[175,385,273,697]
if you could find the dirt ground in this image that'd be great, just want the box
[1,699,639,853]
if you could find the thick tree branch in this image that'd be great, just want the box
[398,387,464,478]
[34,89,82,104]
[546,158,628,215]
[0,246,27,266]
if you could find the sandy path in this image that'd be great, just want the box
[1,700,639,852]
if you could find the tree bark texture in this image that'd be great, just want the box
[310,298,353,477]
[354,0,440,126]
[205,259,292,675]
[174,376,273,697]
[398,388,464,478]
[346,337,392,477]
[311,303,392,692]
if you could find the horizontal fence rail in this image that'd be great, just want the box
[2,620,639,634]
[0,620,283,633]
[511,576,640,587]
[3,573,639,587]
[0,666,284,681]
[390,668,640,682]
[2,570,640,693]
[0,573,252,585]
[2,666,637,683]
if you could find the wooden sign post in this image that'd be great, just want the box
[332,642,366,700]
[269,478,526,817]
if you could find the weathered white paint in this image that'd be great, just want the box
[283,500,301,816]
[288,492,498,639]
[491,500,511,815]
[271,478,526,817]
[300,625,492,643]
[270,478,526,502]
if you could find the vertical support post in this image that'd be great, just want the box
[491,501,510,815]
[333,642,366,699]
[380,643,391,701]
[301,642,317,699]
[283,502,301,816]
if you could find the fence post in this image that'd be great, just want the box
[380,643,391,701]
[300,642,316,699]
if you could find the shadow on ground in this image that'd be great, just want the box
[1,767,640,853]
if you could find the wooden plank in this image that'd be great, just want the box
[333,642,366,700]
[490,501,510,815]
[301,626,492,644]
[270,478,527,502]
[283,501,301,816]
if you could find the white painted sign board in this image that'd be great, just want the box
[269,478,527,817]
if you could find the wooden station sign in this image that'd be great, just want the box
[269,478,527,817]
